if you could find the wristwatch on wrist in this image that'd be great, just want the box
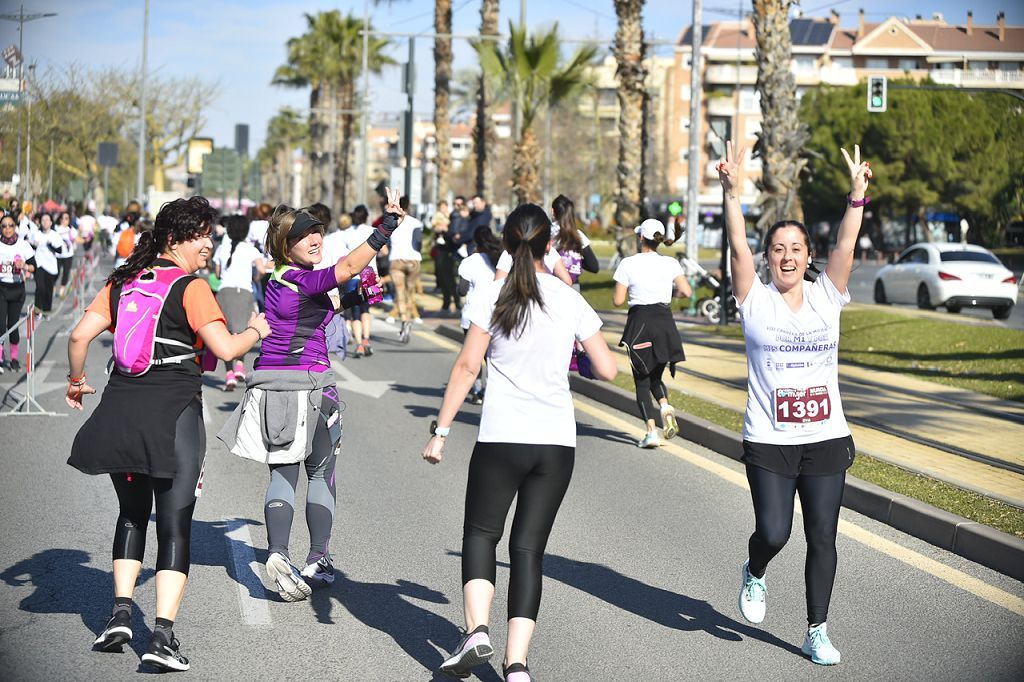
[429,420,450,438]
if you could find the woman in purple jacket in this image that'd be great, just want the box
[223,188,403,601]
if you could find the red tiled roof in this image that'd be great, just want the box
[912,25,1024,52]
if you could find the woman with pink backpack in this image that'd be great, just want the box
[64,196,270,672]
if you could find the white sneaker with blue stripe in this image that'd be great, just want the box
[738,560,767,624]
[802,622,841,665]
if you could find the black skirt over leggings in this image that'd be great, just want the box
[462,441,574,621]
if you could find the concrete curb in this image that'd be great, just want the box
[435,324,1024,582]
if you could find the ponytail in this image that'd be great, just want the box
[551,195,582,253]
[226,239,240,269]
[490,204,551,338]
[107,231,160,286]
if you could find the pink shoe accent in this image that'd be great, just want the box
[225,370,237,390]
[463,632,489,650]
[506,672,531,682]
[9,343,18,361]
[233,361,246,379]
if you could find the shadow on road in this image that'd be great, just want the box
[542,554,803,657]
[0,548,156,657]
[309,572,502,681]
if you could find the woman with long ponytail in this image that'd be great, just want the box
[212,214,266,389]
[422,203,618,682]
[65,196,270,672]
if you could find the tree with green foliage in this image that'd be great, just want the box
[257,107,309,204]
[475,23,596,204]
[799,82,1024,246]
[273,11,393,208]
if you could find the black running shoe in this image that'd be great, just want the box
[93,610,132,651]
[503,661,532,681]
[141,630,190,672]
[9,359,20,372]
[440,625,493,679]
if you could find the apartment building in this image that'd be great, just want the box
[667,10,1024,217]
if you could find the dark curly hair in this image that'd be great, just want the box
[108,196,218,286]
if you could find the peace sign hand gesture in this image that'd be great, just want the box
[383,186,406,223]
[716,141,747,195]
[840,144,872,197]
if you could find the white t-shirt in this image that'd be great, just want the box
[0,238,35,284]
[247,220,269,250]
[213,239,263,290]
[388,215,424,262]
[496,223,591,275]
[96,215,118,236]
[29,228,62,275]
[457,252,497,329]
[77,215,97,240]
[316,230,351,271]
[343,224,377,273]
[465,273,603,447]
[612,251,684,306]
[55,226,77,258]
[739,272,851,445]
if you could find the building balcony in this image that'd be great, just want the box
[707,97,737,116]
[818,66,858,86]
[930,68,1024,89]
[704,64,758,85]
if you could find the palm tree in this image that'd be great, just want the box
[476,23,596,204]
[273,11,393,208]
[434,0,453,203]
[613,0,646,230]
[474,0,501,198]
[259,107,308,204]
[752,0,809,226]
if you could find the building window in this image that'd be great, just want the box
[598,88,617,107]
[675,175,688,192]
[866,57,889,69]
[831,57,853,69]
[968,61,990,71]
[793,55,817,72]
[680,84,691,100]
[739,86,760,113]
[898,58,918,70]
[998,62,1020,71]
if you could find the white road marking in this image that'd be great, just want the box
[331,360,394,399]
[224,518,273,626]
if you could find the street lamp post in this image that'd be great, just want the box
[0,5,57,201]
[137,0,149,206]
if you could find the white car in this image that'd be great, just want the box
[873,242,1018,319]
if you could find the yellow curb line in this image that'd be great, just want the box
[572,399,1024,618]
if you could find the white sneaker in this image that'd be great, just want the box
[266,552,312,602]
[738,560,766,623]
[637,431,662,449]
[385,315,396,324]
[661,405,678,439]
[413,317,423,325]
[802,623,841,665]
[300,556,335,586]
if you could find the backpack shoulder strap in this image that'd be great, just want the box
[271,264,301,293]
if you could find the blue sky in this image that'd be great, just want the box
[4,0,1020,152]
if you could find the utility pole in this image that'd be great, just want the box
[403,37,415,199]
[685,0,703,262]
[358,0,370,206]
[25,64,33,205]
[137,0,149,206]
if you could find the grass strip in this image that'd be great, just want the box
[610,373,1024,538]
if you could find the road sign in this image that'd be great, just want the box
[97,142,118,167]
[201,148,242,195]
[2,44,21,68]
[867,76,887,113]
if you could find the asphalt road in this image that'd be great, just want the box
[1,313,1022,680]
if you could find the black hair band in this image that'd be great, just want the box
[288,212,323,240]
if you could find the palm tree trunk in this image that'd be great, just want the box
[752,0,809,227]
[513,125,541,205]
[613,0,646,230]
[474,0,500,199]
[338,81,355,212]
[309,82,328,204]
[434,0,453,204]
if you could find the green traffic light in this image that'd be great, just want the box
[871,96,883,107]
[668,201,683,216]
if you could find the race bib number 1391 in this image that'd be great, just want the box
[774,385,831,429]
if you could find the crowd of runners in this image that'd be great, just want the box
[0,140,873,678]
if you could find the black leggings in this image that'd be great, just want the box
[745,465,846,625]
[109,398,205,575]
[33,268,56,312]
[633,362,668,424]
[57,256,73,287]
[0,282,25,345]
[462,442,574,621]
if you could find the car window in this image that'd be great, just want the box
[897,249,919,264]
[939,251,1000,264]
[913,250,930,264]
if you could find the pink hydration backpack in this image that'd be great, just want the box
[111,266,198,377]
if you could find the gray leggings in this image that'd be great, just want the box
[264,399,339,565]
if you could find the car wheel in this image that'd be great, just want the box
[873,279,888,304]
[916,283,934,310]
[946,305,961,314]
[994,305,1013,320]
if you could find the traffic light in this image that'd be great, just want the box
[667,200,683,217]
[867,76,887,113]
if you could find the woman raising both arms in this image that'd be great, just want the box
[720,140,871,666]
